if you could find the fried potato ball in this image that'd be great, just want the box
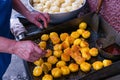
[56,61,66,68]
[60,33,69,41]
[79,22,87,29]
[47,56,58,64]
[38,41,46,49]
[71,45,80,52]
[41,34,49,41]
[80,40,89,48]
[34,58,44,66]
[51,37,60,44]
[77,29,85,35]
[61,66,70,75]
[45,49,52,57]
[81,47,91,60]
[69,63,79,72]
[33,66,42,77]
[50,32,59,38]
[80,62,91,72]
[80,47,90,54]
[89,48,99,56]
[70,51,81,59]
[61,53,70,62]
[51,68,62,78]
[65,36,75,44]
[92,61,104,70]
[53,50,62,58]
[53,44,62,51]
[50,32,60,44]
[103,59,112,67]
[64,47,73,55]
[82,52,91,61]
[62,40,70,49]
[42,74,53,80]
[43,62,52,71]
[70,31,80,39]
[82,30,91,39]
[74,56,85,65]
[74,38,82,45]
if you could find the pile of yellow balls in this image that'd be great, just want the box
[32,22,112,80]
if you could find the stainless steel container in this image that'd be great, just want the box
[28,0,86,24]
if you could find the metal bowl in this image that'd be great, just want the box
[28,0,86,24]
[96,39,120,61]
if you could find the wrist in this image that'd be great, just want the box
[24,10,31,18]
[8,40,17,54]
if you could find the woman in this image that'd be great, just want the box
[88,0,120,32]
[0,0,49,79]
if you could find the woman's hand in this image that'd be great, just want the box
[12,40,46,62]
[26,11,50,29]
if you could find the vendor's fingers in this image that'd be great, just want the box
[38,14,47,28]
[43,13,50,23]
[34,46,46,57]
[33,19,43,29]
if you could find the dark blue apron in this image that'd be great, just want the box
[0,0,14,79]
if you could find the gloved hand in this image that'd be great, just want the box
[11,40,46,62]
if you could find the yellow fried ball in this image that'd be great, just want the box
[80,62,91,72]
[92,61,104,70]
[82,30,91,39]
[50,32,60,44]
[60,33,69,41]
[75,57,86,65]
[70,31,80,39]
[89,48,99,56]
[103,59,112,67]
[38,41,46,49]
[61,66,70,75]
[56,61,66,68]
[81,47,90,54]
[69,63,79,72]
[42,74,53,80]
[71,45,81,52]
[61,53,70,62]
[77,29,85,35]
[44,62,52,71]
[79,22,87,29]
[64,47,73,55]
[53,50,62,58]
[74,38,82,45]
[53,44,62,51]
[33,66,42,77]
[65,36,75,44]
[50,32,59,38]
[51,37,60,44]
[47,56,58,64]
[80,40,89,48]
[51,68,62,78]
[61,40,70,49]
[41,34,49,41]
[34,58,44,66]
[45,49,52,57]
[81,52,91,61]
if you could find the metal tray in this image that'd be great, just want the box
[18,12,120,80]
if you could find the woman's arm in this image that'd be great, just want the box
[0,37,16,54]
[12,0,50,28]
[0,36,46,62]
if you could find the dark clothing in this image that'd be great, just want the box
[0,0,13,79]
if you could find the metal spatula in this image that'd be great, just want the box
[91,0,103,32]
